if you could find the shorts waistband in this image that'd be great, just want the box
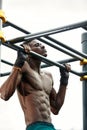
[26,121,55,128]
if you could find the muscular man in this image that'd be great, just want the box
[0,40,71,130]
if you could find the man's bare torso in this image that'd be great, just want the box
[17,62,53,126]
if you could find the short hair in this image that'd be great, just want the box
[22,40,33,45]
[20,39,33,47]
[20,39,42,47]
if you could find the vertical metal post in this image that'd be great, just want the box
[81,33,87,130]
[0,0,2,76]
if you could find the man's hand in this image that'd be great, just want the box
[14,51,27,68]
[60,64,71,86]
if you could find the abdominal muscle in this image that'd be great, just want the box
[17,90,52,126]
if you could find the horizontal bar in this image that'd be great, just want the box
[2,41,19,51]
[4,38,83,61]
[6,20,87,44]
[1,59,13,66]
[3,20,87,35]
[2,21,87,77]
[3,21,29,34]
[1,42,83,76]
[1,57,78,68]
[25,20,87,41]
[45,36,87,59]
[82,26,87,31]
[1,69,86,77]
[81,71,87,76]
[29,51,87,76]
[38,38,83,60]
[3,39,82,67]
[4,21,87,60]
[0,58,78,77]
[41,58,78,68]
[0,72,10,77]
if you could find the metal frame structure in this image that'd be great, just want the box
[1,20,87,77]
[0,7,87,130]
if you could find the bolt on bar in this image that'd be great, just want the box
[4,21,87,60]
[6,20,87,44]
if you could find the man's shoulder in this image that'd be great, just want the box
[42,70,53,79]
[42,70,51,75]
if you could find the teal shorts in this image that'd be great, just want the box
[26,121,56,130]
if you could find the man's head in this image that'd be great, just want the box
[21,39,47,57]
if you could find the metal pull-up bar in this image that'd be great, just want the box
[6,20,87,44]
[1,57,78,69]
[5,39,83,61]
[29,50,87,76]
[3,21,87,61]
[1,41,87,77]
[3,21,87,76]
[37,37,84,60]
[0,58,78,77]
[44,36,87,59]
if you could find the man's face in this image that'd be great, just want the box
[29,40,47,57]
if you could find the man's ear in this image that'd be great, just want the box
[20,44,31,53]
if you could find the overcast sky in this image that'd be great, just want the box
[0,0,87,130]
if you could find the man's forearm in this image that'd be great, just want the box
[0,67,22,100]
[56,84,67,110]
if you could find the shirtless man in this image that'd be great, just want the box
[0,40,71,130]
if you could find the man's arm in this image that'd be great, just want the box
[0,68,22,101]
[0,51,27,101]
[50,64,71,115]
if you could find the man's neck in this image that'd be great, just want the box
[28,58,41,74]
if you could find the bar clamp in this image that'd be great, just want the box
[0,30,6,42]
[0,10,7,23]
[80,59,87,80]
